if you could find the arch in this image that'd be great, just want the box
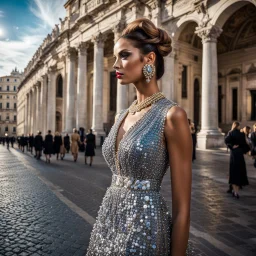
[212,0,256,28]
[56,74,63,98]
[171,16,201,41]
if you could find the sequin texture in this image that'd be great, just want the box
[86,98,194,255]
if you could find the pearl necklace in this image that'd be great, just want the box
[128,92,165,115]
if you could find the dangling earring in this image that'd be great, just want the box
[143,64,155,83]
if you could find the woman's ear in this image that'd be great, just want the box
[145,52,156,65]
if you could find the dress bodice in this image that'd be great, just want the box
[102,98,177,182]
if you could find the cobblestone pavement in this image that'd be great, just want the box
[0,144,256,256]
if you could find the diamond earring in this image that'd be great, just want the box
[143,64,155,83]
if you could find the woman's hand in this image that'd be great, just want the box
[233,145,239,149]
[164,106,192,256]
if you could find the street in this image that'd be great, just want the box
[0,145,256,256]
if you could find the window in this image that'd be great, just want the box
[15,79,17,82]
[13,96,15,99]
[6,102,9,109]
[13,127,16,133]
[6,116,9,120]
[56,75,63,98]
[232,88,238,120]
[14,86,16,91]
[0,87,1,91]
[7,86,9,91]
[251,90,256,120]
[14,115,16,121]
[14,103,17,109]
[5,126,8,132]
[7,78,9,82]
[182,65,188,98]
[0,115,1,121]
[0,103,2,109]
[7,96,9,99]
[0,95,2,99]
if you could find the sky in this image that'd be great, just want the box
[0,0,66,76]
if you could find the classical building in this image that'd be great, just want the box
[0,68,22,137]
[17,0,256,148]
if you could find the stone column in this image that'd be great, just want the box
[41,75,48,136]
[33,86,38,135]
[47,67,56,133]
[113,22,129,113]
[92,33,105,143]
[28,91,31,134]
[29,89,34,134]
[65,47,77,133]
[196,25,224,149]
[76,42,88,130]
[162,39,178,101]
[35,83,41,133]
[24,94,29,135]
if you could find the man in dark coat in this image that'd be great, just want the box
[20,135,25,153]
[64,133,70,153]
[44,130,54,163]
[84,129,96,166]
[29,134,34,154]
[34,131,43,159]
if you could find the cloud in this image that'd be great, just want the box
[0,0,66,76]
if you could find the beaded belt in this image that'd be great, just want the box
[111,174,161,192]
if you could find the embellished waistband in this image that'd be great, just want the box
[111,174,161,192]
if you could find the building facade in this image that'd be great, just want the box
[17,0,256,148]
[0,68,22,137]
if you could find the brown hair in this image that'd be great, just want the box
[231,121,240,131]
[121,18,172,80]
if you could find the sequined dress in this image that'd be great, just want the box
[86,98,193,256]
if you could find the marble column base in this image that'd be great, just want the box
[197,130,225,149]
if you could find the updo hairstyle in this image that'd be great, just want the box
[121,18,172,80]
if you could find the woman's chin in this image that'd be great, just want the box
[119,79,129,85]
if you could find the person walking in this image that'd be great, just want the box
[64,133,70,153]
[53,131,62,160]
[250,123,256,167]
[34,131,43,159]
[20,134,25,153]
[29,134,34,154]
[43,130,54,163]
[60,136,66,160]
[188,119,197,162]
[225,121,250,198]
[84,129,96,166]
[5,135,10,150]
[71,128,80,162]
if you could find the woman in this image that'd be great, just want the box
[53,131,62,160]
[71,128,80,162]
[225,122,250,198]
[188,119,197,162]
[34,131,43,159]
[86,18,193,255]
[84,129,96,166]
[44,130,54,163]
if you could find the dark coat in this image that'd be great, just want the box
[225,129,250,186]
[34,135,43,151]
[20,136,25,146]
[250,131,256,156]
[85,133,96,156]
[43,134,54,155]
[29,136,34,147]
[54,135,62,154]
[64,135,70,151]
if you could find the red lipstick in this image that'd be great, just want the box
[116,71,124,79]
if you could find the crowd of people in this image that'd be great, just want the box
[225,122,256,199]
[12,128,96,166]
[0,136,16,150]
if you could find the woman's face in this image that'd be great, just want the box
[113,38,146,85]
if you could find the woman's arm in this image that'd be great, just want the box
[164,106,192,256]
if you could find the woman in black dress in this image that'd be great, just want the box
[34,131,43,159]
[84,129,96,166]
[54,131,62,160]
[64,133,70,153]
[44,130,54,163]
[225,121,250,198]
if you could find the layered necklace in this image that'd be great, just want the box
[128,92,165,115]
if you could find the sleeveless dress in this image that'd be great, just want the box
[86,98,194,255]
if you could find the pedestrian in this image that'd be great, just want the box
[25,134,29,152]
[188,119,196,162]
[71,128,80,162]
[34,131,43,159]
[54,131,62,160]
[225,121,250,198]
[250,123,256,167]
[43,130,54,163]
[10,136,15,148]
[5,134,10,150]
[60,136,66,160]
[20,134,25,153]
[64,133,70,153]
[84,129,96,166]
[86,18,193,255]
[29,134,34,154]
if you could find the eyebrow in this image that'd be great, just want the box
[113,49,131,57]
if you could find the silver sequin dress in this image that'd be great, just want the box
[86,98,194,256]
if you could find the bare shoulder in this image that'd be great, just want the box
[165,105,188,130]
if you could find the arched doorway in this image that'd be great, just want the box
[193,79,200,128]
[56,74,63,132]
